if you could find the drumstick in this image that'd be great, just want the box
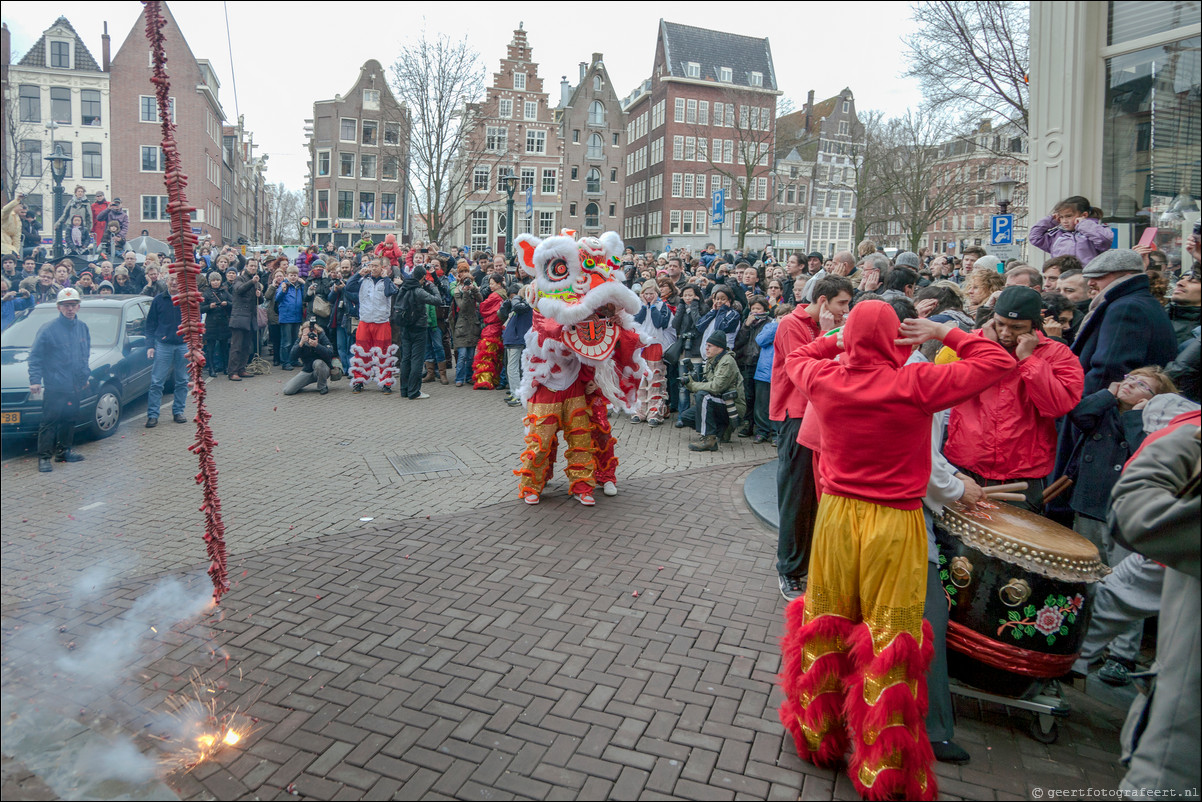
[987,492,1027,502]
[983,482,1029,495]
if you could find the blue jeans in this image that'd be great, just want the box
[279,322,300,366]
[148,342,189,419]
[455,346,476,384]
[204,338,228,375]
[336,327,352,370]
[424,327,445,363]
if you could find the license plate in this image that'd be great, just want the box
[1,411,19,424]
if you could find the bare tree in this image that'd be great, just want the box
[264,182,303,244]
[2,90,49,201]
[844,110,895,244]
[879,112,968,252]
[904,1,1030,134]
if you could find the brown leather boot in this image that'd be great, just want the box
[422,361,437,382]
[437,361,449,385]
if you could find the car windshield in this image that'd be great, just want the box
[1,307,122,350]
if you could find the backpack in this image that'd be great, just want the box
[397,286,424,326]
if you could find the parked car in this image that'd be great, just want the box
[1,296,155,439]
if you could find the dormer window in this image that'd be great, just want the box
[719,66,733,83]
[686,62,701,78]
[49,40,71,69]
[842,100,850,113]
[749,71,763,87]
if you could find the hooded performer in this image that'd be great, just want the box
[778,302,1012,800]
[513,230,647,506]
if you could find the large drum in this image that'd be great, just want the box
[934,502,1110,698]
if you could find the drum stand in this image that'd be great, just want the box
[949,678,1069,744]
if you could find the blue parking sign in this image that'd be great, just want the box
[991,214,1014,247]
[712,190,726,225]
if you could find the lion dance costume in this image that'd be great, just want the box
[472,291,504,389]
[513,230,646,505]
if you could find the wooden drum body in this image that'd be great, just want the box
[934,502,1110,698]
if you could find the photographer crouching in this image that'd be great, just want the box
[283,319,336,396]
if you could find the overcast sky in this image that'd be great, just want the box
[5,2,926,191]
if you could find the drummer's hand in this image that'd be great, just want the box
[958,474,985,508]
[1014,332,1040,361]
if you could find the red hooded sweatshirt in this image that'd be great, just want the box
[784,301,1014,510]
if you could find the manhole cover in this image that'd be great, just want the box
[386,452,467,477]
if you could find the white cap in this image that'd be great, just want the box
[56,287,81,304]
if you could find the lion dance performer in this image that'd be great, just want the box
[472,286,504,389]
[778,304,1012,800]
[513,230,646,506]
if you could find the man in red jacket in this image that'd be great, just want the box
[778,301,1012,801]
[940,286,1084,510]
[769,275,854,601]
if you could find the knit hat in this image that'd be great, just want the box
[895,251,921,269]
[1082,249,1143,278]
[98,280,114,291]
[993,286,1042,322]
[807,251,824,261]
[706,330,728,349]
[310,259,326,270]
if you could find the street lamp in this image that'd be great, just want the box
[45,145,73,260]
[992,173,1017,215]
[502,170,519,264]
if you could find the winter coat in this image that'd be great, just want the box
[305,274,334,319]
[56,196,93,232]
[274,280,305,324]
[942,330,1083,480]
[672,299,704,359]
[345,273,397,325]
[202,286,233,340]
[25,280,64,305]
[1072,274,1179,395]
[1062,388,1146,520]
[288,329,335,373]
[229,273,261,331]
[500,295,533,347]
[146,291,185,345]
[328,281,359,334]
[689,349,746,417]
[753,318,778,383]
[27,313,91,393]
[1166,338,1200,403]
[393,275,441,329]
[2,293,35,331]
[696,305,741,349]
[633,300,675,350]
[1028,215,1112,266]
[452,283,483,347]
[90,201,109,243]
[477,292,504,339]
[1167,302,1201,346]
[96,206,129,239]
[733,312,770,368]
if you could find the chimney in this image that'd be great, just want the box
[592,52,603,65]
[560,76,572,108]
[579,61,587,81]
[805,89,814,130]
[101,22,110,72]
[2,22,11,68]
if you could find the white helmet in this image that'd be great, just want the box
[56,287,81,305]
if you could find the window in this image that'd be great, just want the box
[670,210,681,233]
[719,66,733,83]
[19,85,40,122]
[570,202,578,216]
[513,72,527,90]
[525,100,539,120]
[78,89,101,126]
[610,168,617,183]
[474,166,490,191]
[698,101,709,126]
[317,151,330,177]
[50,40,70,68]
[675,98,686,122]
[572,129,581,143]
[363,89,380,105]
[723,140,734,163]
[651,137,663,164]
[586,132,604,159]
[671,173,682,197]
[384,122,401,145]
[359,192,375,219]
[838,121,849,136]
[337,191,354,219]
[340,118,357,141]
[540,211,555,236]
[684,137,696,161]
[81,143,102,179]
[139,96,156,122]
[141,145,165,172]
[525,129,546,154]
[651,99,665,129]
[141,195,171,221]
[499,98,513,118]
[585,203,600,228]
[360,154,377,179]
[471,210,489,251]
[672,136,684,160]
[588,100,606,126]
[758,177,769,201]
[571,166,579,180]
[684,61,701,79]
[612,132,620,146]
[382,156,399,181]
[50,87,71,124]
[340,152,354,177]
[317,190,329,220]
[19,140,42,176]
[683,174,694,198]
[361,120,378,146]
[749,71,763,87]
[542,168,557,194]
[486,126,508,152]
[521,167,535,192]
[586,168,602,194]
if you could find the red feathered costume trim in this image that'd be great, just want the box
[778,596,854,768]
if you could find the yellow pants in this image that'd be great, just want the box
[779,494,937,801]
[514,386,595,499]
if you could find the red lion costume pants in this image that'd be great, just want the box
[515,383,596,498]
[350,321,398,389]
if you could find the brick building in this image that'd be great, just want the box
[305,59,409,248]
[772,146,812,255]
[453,25,563,255]
[222,116,267,246]
[557,53,626,238]
[109,3,224,243]
[3,17,111,243]
[622,21,780,255]
[777,88,865,258]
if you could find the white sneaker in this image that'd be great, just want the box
[602,481,618,497]
[416,392,430,399]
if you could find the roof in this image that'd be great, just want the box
[17,16,103,72]
[775,88,854,157]
[659,20,776,90]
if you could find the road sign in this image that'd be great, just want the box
[711,189,726,226]
[990,214,1014,247]
[525,186,533,217]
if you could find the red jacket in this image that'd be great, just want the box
[785,302,1013,509]
[944,330,1083,480]
[769,306,820,422]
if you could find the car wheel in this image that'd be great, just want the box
[89,385,123,439]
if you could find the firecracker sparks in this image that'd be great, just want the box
[152,671,252,771]
[143,1,230,601]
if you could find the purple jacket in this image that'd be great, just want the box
[1028,215,1112,266]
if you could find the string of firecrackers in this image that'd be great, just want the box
[144,1,230,601]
